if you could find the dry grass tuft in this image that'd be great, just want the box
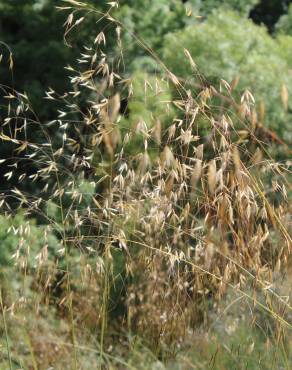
[0,1,291,368]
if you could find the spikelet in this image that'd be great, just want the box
[152,119,161,145]
[232,146,241,173]
[207,160,216,194]
[100,93,121,156]
[108,93,120,122]
[165,171,174,196]
[259,100,265,124]
[251,148,263,166]
[281,83,289,112]
[138,152,151,175]
[190,159,202,191]
[204,243,215,270]
[184,48,196,71]
[161,146,175,169]
[168,123,176,141]
[230,75,240,91]
[195,144,204,160]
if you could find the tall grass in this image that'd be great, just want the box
[0,1,291,368]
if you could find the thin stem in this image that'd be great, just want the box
[0,290,12,370]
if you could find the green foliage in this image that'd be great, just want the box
[0,212,59,269]
[275,3,292,35]
[250,0,290,32]
[189,0,260,16]
[116,0,186,51]
[0,0,75,118]
[163,9,292,139]
[114,0,259,71]
[121,71,174,156]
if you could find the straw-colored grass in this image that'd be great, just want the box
[0,1,291,368]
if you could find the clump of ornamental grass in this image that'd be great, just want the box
[0,1,291,368]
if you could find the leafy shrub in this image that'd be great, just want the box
[275,3,292,35]
[163,9,292,140]
[0,212,59,269]
[189,0,260,16]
